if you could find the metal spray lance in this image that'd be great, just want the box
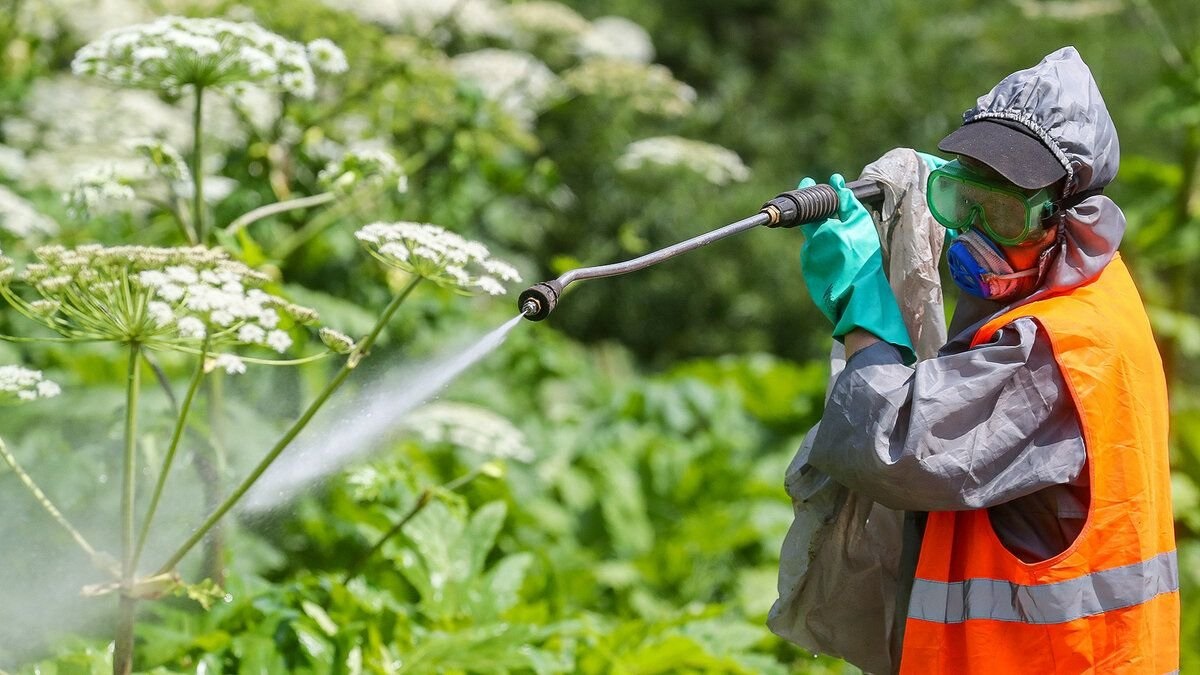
[517,179,885,321]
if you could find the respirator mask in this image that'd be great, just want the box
[927,160,1057,300]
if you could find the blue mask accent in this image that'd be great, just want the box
[947,237,991,297]
[947,230,1039,300]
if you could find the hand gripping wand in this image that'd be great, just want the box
[518,179,885,321]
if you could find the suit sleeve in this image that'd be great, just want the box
[807,317,1086,512]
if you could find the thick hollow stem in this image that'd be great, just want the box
[191,86,206,244]
[113,596,136,675]
[121,343,142,576]
[155,277,422,575]
[115,343,142,675]
[132,345,207,571]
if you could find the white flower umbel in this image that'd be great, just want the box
[318,147,407,196]
[131,138,191,184]
[450,49,561,125]
[563,59,696,117]
[577,16,655,64]
[506,2,590,46]
[306,38,348,74]
[64,139,192,218]
[0,365,61,403]
[0,186,59,238]
[322,0,510,41]
[0,245,320,361]
[355,222,521,296]
[71,16,334,98]
[0,146,26,180]
[64,165,138,217]
[400,401,533,462]
[617,136,751,186]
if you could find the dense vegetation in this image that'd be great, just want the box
[0,0,1197,673]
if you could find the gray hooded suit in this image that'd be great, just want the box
[775,47,1132,672]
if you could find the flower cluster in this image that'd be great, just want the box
[0,365,61,403]
[64,165,138,217]
[617,136,751,186]
[355,222,520,296]
[17,0,153,44]
[131,138,191,184]
[65,139,196,217]
[450,49,561,125]
[563,59,696,117]
[577,16,655,64]
[318,327,357,354]
[322,0,510,41]
[305,38,348,75]
[506,2,590,44]
[0,245,321,370]
[71,16,337,97]
[0,186,59,238]
[317,147,407,196]
[2,77,249,193]
[400,401,533,462]
[0,146,25,180]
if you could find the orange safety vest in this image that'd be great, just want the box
[899,254,1179,675]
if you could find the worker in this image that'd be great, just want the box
[795,46,1178,674]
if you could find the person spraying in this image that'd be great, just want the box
[776,46,1177,674]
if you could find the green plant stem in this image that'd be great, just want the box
[226,192,336,236]
[131,345,208,571]
[191,86,205,243]
[114,596,136,675]
[342,467,484,584]
[155,276,422,575]
[114,342,142,675]
[199,371,227,584]
[271,190,368,260]
[0,436,104,565]
[343,489,432,584]
[121,344,142,574]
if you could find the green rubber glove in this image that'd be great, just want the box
[916,151,948,172]
[798,173,915,363]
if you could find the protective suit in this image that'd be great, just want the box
[770,47,1178,674]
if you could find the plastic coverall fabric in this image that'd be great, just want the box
[768,46,1126,675]
[767,148,959,675]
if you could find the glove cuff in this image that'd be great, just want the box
[830,273,916,364]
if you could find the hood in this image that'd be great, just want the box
[964,46,1119,195]
[969,47,1125,300]
[947,48,1127,332]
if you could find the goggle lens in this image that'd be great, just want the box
[927,162,1053,245]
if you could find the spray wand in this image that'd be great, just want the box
[518,179,885,321]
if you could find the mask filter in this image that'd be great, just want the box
[948,230,1040,300]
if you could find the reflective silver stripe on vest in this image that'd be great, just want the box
[909,550,1179,624]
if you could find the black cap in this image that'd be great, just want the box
[937,118,1067,190]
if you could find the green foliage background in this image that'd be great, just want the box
[0,0,1198,673]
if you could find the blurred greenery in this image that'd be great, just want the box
[0,0,1198,673]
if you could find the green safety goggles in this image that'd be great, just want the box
[926,160,1056,245]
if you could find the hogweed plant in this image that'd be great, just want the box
[0,14,522,675]
[0,223,519,674]
[71,16,351,244]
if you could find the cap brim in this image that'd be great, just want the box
[937,120,1066,190]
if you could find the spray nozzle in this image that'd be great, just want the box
[518,280,562,321]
